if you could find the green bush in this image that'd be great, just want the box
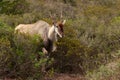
[0,22,54,79]
[49,18,120,74]
[0,0,29,15]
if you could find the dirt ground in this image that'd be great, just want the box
[1,73,86,80]
[45,73,86,80]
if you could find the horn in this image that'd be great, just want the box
[60,9,66,25]
[62,20,66,25]
[49,11,56,24]
[60,10,63,19]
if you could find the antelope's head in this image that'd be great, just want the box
[53,20,66,38]
[49,10,66,38]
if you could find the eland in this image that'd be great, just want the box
[14,20,66,54]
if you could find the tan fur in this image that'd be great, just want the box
[15,20,50,39]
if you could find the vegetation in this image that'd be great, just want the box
[0,0,120,79]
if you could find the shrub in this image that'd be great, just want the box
[0,22,54,79]
[0,0,29,15]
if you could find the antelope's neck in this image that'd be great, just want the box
[48,25,56,41]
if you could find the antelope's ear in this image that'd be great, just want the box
[62,20,66,25]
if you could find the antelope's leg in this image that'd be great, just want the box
[42,47,48,54]
[52,44,57,52]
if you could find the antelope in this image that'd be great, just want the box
[14,20,66,54]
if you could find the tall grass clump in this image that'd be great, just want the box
[0,22,54,79]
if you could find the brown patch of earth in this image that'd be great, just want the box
[45,73,86,80]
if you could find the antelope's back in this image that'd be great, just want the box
[15,20,51,39]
